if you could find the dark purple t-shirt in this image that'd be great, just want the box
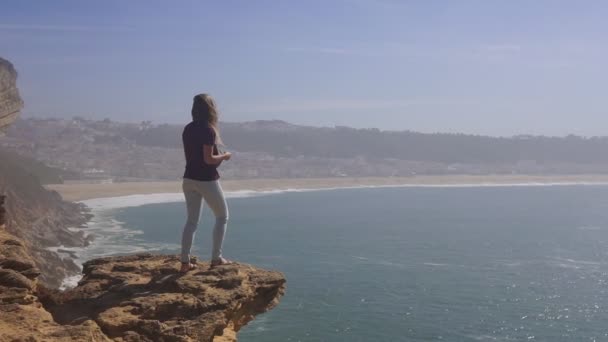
[182,121,220,181]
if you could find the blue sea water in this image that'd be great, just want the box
[89,186,608,341]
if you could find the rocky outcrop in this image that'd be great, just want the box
[0,57,22,134]
[0,252,285,341]
[0,228,110,341]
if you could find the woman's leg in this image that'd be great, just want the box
[181,179,203,263]
[199,180,229,261]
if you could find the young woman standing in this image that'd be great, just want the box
[180,93,232,272]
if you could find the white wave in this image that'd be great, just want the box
[468,334,502,341]
[381,181,608,189]
[79,189,292,212]
[60,275,83,290]
[79,181,608,212]
[556,263,581,270]
[423,262,449,267]
[81,193,185,211]
[52,202,181,289]
[577,226,602,231]
[553,257,601,266]
[502,262,522,267]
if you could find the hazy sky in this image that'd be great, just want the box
[1,0,607,136]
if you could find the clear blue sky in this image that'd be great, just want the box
[1,0,607,136]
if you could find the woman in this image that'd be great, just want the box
[180,93,232,272]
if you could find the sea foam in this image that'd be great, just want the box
[79,181,608,211]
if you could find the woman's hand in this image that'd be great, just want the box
[204,145,230,165]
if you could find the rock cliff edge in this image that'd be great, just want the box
[1,251,285,341]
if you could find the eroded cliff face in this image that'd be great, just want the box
[0,57,22,134]
[0,162,91,287]
[0,228,110,341]
[0,252,285,341]
[0,57,90,287]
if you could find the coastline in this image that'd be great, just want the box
[47,175,608,202]
[49,174,608,289]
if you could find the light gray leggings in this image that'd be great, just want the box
[180,178,229,263]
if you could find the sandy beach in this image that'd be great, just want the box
[46,175,608,202]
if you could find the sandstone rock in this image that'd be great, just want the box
[0,229,110,341]
[0,268,33,290]
[0,303,111,342]
[0,286,36,305]
[0,252,285,341]
[36,254,286,341]
[0,57,22,133]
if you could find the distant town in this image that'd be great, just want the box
[3,117,608,184]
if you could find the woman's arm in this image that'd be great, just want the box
[203,144,231,165]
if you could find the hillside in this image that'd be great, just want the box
[134,120,608,164]
[0,148,76,184]
[5,118,608,182]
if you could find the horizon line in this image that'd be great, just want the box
[12,116,606,140]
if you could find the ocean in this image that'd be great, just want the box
[67,185,608,341]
